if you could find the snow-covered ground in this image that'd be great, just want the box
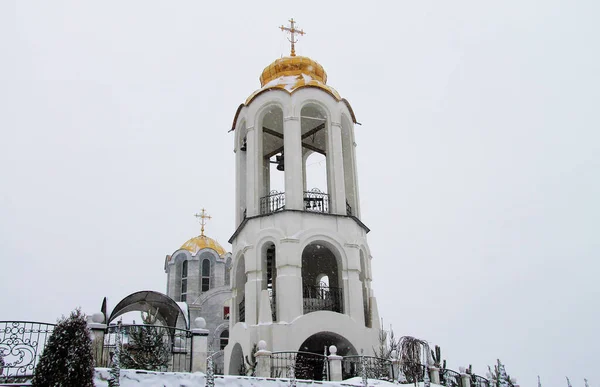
[94,369,442,387]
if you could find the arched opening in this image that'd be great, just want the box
[359,251,370,327]
[301,104,329,214]
[295,332,357,380]
[201,258,211,292]
[301,243,343,314]
[237,120,247,223]
[260,106,285,213]
[181,260,188,302]
[228,343,244,375]
[234,255,246,323]
[341,114,358,216]
[261,242,277,321]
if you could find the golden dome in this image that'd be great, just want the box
[260,56,327,86]
[245,56,342,105]
[179,235,226,256]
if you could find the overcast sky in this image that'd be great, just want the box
[1,1,598,385]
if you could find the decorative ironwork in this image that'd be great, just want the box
[440,367,463,386]
[238,297,245,323]
[0,321,55,383]
[471,374,490,387]
[346,200,352,216]
[302,283,343,314]
[342,355,395,382]
[209,350,225,376]
[303,189,329,213]
[97,324,192,372]
[271,351,327,381]
[260,191,285,214]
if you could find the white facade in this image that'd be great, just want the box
[225,58,381,375]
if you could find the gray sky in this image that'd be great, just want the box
[1,1,598,385]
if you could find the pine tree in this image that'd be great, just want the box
[32,308,95,387]
[487,359,514,387]
[119,324,170,371]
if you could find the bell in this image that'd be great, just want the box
[276,154,284,171]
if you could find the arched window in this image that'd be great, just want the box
[201,259,210,291]
[220,330,229,350]
[181,260,188,302]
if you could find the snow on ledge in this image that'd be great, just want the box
[95,369,443,387]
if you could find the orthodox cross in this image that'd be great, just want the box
[280,18,305,57]
[194,208,212,237]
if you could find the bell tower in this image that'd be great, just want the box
[225,20,380,376]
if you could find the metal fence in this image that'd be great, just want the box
[342,355,394,381]
[96,324,192,373]
[441,367,463,386]
[0,321,55,384]
[260,191,285,214]
[471,374,491,387]
[302,284,343,314]
[303,189,329,213]
[271,351,329,381]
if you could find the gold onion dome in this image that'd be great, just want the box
[245,55,341,105]
[179,235,226,257]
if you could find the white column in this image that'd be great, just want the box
[328,122,346,214]
[245,270,261,325]
[245,126,258,216]
[345,270,365,323]
[283,116,303,210]
[328,345,343,381]
[276,240,303,322]
[255,340,272,378]
[461,373,472,387]
[191,318,209,373]
[430,367,440,384]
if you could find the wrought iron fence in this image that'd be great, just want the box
[271,351,328,381]
[303,284,343,314]
[342,355,394,381]
[0,321,55,384]
[397,361,427,384]
[471,374,491,387]
[303,189,329,213]
[260,191,285,214]
[210,350,225,375]
[346,200,352,216]
[440,368,463,386]
[97,324,192,372]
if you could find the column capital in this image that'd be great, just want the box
[331,121,342,128]
[246,126,255,131]
[284,116,300,122]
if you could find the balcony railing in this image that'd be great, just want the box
[303,284,343,314]
[260,191,285,215]
[238,297,245,323]
[304,189,329,213]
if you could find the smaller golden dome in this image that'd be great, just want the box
[179,235,226,256]
[260,56,327,86]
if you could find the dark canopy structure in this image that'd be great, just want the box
[107,290,188,329]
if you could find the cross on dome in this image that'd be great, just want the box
[193,208,212,237]
[279,18,305,57]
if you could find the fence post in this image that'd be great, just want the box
[328,345,343,381]
[255,340,272,377]
[429,366,440,384]
[87,312,107,366]
[461,372,471,387]
[191,317,209,373]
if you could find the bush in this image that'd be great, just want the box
[32,309,94,387]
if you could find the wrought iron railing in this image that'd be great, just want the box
[238,297,245,323]
[342,355,394,381]
[97,324,192,372]
[302,284,343,314]
[346,200,352,216]
[471,374,491,387]
[0,321,55,384]
[260,191,285,214]
[440,367,463,386]
[398,361,427,384]
[303,189,329,213]
[271,351,328,381]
